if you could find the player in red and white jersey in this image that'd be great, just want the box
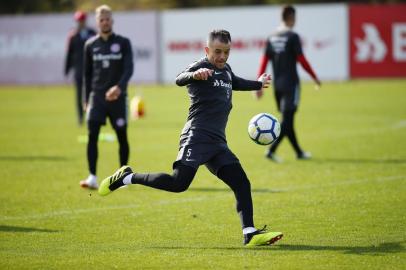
[257,5,321,162]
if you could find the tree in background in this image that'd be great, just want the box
[1,0,74,14]
[0,0,403,14]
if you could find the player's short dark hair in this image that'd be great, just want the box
[96,4,112,18]
[282,5,295,22]
[208,29,231,44]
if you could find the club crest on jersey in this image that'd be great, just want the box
[111,43,121,53]
[116,118,126,127]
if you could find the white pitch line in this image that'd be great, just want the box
[1,175,404,221]
[0,195,225,221]
[392,120,406,129]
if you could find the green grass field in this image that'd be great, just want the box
[0,80,405,269]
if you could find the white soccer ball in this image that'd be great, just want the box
[248,113,281,145]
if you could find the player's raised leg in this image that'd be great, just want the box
[98,164,197,196]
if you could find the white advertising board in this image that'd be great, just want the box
[0,4,349,85]
[0,11,158,84]
[161,4,348,83]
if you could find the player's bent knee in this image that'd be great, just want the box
[171,183,190,193]
[171,165,196,193]
[171,173,194,192]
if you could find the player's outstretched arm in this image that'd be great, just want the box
[231,73,263,91]
[175,68,213,86]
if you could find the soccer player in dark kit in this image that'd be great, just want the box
[79,5,133,189]
[64,11,96,125]
[256,5,321,163]
[98,29,283,247]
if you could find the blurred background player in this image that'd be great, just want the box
[80,5,134,189]
[256,5,321,162]
[64,11,96,125]
[97,29,283,247]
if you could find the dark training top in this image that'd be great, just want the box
[65,27,96,77]
[83,33,134,103]
[264,28,303,92]
[175,57,263,146]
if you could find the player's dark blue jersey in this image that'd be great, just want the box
[264,28,303,92]
[65,27,96,77]
[83,33,134,103]
[175,57,262,146]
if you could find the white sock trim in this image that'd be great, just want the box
[123,173,133,185]
[243,227,257,235]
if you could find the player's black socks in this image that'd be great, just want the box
[217,163,254,229]
[115,127,129,166]
[87,121,101,175]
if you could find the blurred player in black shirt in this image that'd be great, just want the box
[97,29,284,247]
[64,11,96,125]
[257,5,321,162]
[79,5,134,189]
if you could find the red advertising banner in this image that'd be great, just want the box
[350,4,406,77]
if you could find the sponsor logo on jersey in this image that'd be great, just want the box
[93,53,122,61]
[213,79,232,98]
[213,79,232,89]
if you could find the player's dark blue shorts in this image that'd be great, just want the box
[274,83,300,112]
[86,93,127,129]
[173,143,240,175]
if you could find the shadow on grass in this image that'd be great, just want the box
[0,225,59,233]
[147,241,405,255]
[313,158,406,164]
[0,155,68,162]
[189,187,282,193]
[275,242,405,255]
